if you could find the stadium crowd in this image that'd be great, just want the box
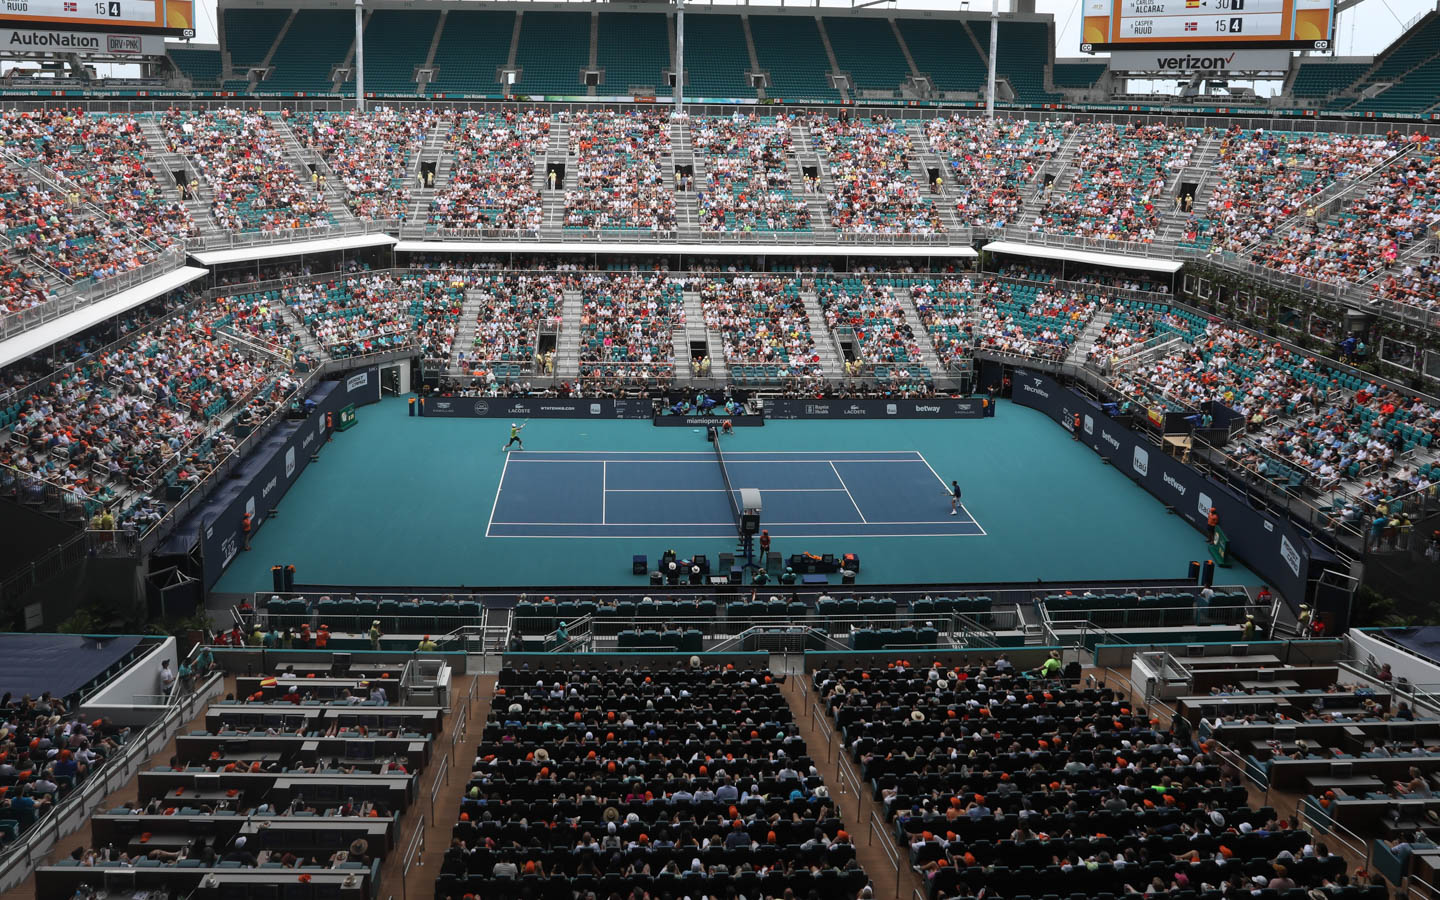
[923,116,1072,228]
[564,110,676,232]
[694,113,810,233]
[700,275,824,384]
[1184,128,1401,254]
[1250,147,1440,287]
[295,107,437,221]
[1035,122,1199,242]
[577,272,684,388]
[814,277,930,380]
[159,108,332,232]
[440,661,869,898]
[429,109,550,233]
[0,109,198,261]
[805,115,943,235]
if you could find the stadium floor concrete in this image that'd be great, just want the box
[215,396,1263,593]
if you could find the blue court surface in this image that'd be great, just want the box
[486,450,984,539]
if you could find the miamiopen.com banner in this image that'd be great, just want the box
[1010,369,1334,604]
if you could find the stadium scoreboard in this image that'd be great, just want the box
[1082,0,1333,51]
[1,0,193,36]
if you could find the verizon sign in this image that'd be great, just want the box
[1105,49,1291,71]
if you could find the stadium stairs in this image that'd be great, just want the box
[555,290,584,382]
[893,286,949,379]
[390,672,490,899]
[779,673,927,900]
[136,117,210,224]
[453,291,486,379]
[681,290,728,382]
[410,117,455,227]
[798,287,847,377]
[274,119,360,226]
[782,148,832,231]
[1158,131,1223,241]
[1063,310,1114,366]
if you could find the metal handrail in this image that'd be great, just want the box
[429,752,449,818]
[835,746,866,822]
[0,665,224,894]
[867,809,904,899]
[399,813,425,900]
[812,701,835,763]
[1297,795,1374,870]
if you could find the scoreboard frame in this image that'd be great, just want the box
[1081,0,1334,53]
[0,0,194,38]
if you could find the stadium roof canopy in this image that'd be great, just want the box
[392,239,979,258]
[191,234,399,267]
[982,241,1184,274]
[0,266,209,369]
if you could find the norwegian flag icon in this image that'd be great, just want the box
[1184,21,1197,30]
[63,2,77,10]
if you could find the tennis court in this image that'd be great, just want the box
[212,398,1264,589]
[486,449,985,538]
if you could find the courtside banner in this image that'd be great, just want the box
[420,396,989,420]
[182,368,383,589]
[761,397,989,419]
[421,397,653,419]
[653,414,766,428]
[1011,370,1326,603]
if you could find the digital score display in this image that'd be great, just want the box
[0,0,193,36]
[1082,0,1333,52]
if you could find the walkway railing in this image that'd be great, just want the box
[0,660,224,894]
[867,809,905,899]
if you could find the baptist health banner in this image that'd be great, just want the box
[1012,370,1332,604]
[421,395,989,420]
[192,367,380,589]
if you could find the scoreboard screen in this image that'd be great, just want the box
[1081,0,1333,51]
[1,0,193,36]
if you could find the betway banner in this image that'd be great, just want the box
[762,397,990,420]
[1105,49,1292,73]
[0,28,167,55]
[1012,370,1331,604]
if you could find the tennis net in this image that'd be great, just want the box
[710,427,743,536]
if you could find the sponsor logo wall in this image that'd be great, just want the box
[195,368,379,589]
[420,396,990,420]
[1012,370,1330,603]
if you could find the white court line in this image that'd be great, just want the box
[603,488,850,493]
[828,461,868,525]
[488,530,987,539]
[484,451,511,539]
[601,460,607,526]
[503,458,922,464]
[914,450,989,537]
[489,519,976,526]
[504,450,928,456]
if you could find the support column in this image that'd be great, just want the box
[986,0,998,119]
[354,0,365,111]
[675,0,685,113]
